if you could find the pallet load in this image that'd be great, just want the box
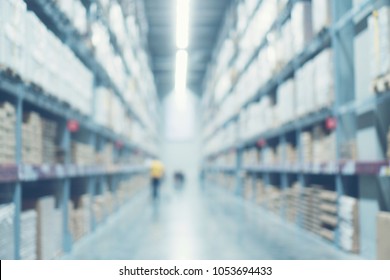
[20,210,37,260]
[267,186,282,215]
[319,189,338,242]
[255,179,266,206]
[36,196,62,260]
[285,183,300,223]
[93,195,107,224]
[370,6,390,93]
[0,203,15,260]
[42,119,58,164]
[0,102,16,165]
[243,175,254,200]
[377,211,390,259]
[299,186,322,235]
[22,112,43,165]
[339,196,359,253]
[69,194,91,242]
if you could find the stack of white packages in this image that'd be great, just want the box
[55,0,88,35]
[314,49,334,109]
[20,210,37,260]
[37,196,62,259]
[277,78,296,126]
[369,6,390,80]
[0,203,15,260]
[312,0,332,35]
[339,196,360,253]
[291,0,313,55]
[0,0,26,77]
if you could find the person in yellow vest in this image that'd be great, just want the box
[150,159,165,199]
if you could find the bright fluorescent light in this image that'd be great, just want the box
[175,50,188,93]
[176,0,190,49]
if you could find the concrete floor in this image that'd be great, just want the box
[64,184,358,260]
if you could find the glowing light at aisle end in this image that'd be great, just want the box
[175,50,188,94]
[176,0,190,49]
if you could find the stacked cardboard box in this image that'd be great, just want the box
[285,183,300,223]
[243,148,260,167]
[369,6,390,89]
[300,131,313,164]
[255,179,267,206]
[339,140,358,161]
[36,196,62,260]
[377,211,390,259]
[20,210,37,260]
[71,141,95,166]
[96,143,114,166]
[22,112,43,165]
[300,186,322,234]
[0,102,16,164]
[69,194,90,242]
[319,189,338,242]
[263,146,278,166]
[0,203,15,259]
[286,143,297,164]
[42,119,57,164]
[266,186,282,215]
[339,196,359,253]
[117,175,148,204]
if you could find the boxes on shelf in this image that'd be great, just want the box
[339,196,359,253]
[314,49,334,109]
[291,0,313,55]
[71,141,96,166]
[369,6,390,91]
[243,175,254,200]
[255,179,266,205]
[318,187,338,242]
[0,102,16,165]
[266,186,282,215]
[285,183,300,223]
[0,0,26,79]
[312,0,332,35]
[277,78,296,125]
[22,112,43,165]
[299,186,322,235]
[243,148,260,167]
[69,194,91,242]
[0,203,15,260]
[42,119,58,164]
[20,210,37,260]
[300,131,313,164]
[36,196,62,260]
[377,211,390,259]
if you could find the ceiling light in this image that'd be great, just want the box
[176,0,190,49]
[175,50,188,93]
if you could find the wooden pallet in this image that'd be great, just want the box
[373,73,390,94]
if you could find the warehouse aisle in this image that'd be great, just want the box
[64,183,357,260]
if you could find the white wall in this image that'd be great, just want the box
[162,90,201,189]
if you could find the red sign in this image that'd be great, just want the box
[115,141,124,149]
[326,117,337,131]
[257,139,266,148]
[67,120,79,132]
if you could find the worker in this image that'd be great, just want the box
[150,158,165,200]
[174,171,185,191]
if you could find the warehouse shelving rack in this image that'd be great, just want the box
[202,0,390,258]
[0,0,158,259]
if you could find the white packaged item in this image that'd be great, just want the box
[312,0,332,35]
[291,1,313,55]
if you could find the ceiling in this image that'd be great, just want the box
[144,0,232,97]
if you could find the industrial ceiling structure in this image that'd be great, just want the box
[145,0,233,97]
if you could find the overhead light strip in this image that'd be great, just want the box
[175,50,188,93]
[176,0,190,49]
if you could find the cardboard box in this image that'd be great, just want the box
[377,211,390,259]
